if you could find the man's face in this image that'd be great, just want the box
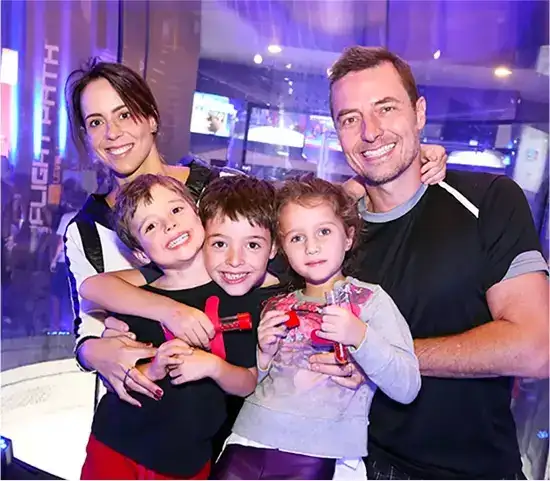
[331,62,426,186]
[203,214,276,296]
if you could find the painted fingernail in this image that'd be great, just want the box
[155,389,163,397]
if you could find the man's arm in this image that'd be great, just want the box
[415,272,549,379]
[415,176,549,379]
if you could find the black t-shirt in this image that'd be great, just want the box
[91,281,288,477]
[355,171,545,479]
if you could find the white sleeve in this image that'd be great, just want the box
[64,222,107,355]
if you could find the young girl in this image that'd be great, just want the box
[212,177,421,480]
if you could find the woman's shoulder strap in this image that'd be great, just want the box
[70,195,110,274]
[184,157,220,202]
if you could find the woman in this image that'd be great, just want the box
[64,59,224,406]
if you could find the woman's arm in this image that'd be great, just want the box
[65,223,113,351]
[80,269,215,348]
[64,222,160,405]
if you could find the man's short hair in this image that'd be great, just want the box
[328,46,419,117]
[114,174,196,252]
[199,176,276,239]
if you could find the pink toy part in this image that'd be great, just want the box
[206,295,226,359]
[161,325,175,341]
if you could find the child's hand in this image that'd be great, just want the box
[168,349,220,385]
[318,305,367,349]
[420,144,447,185]
[161,302,215,350]
[257,310,289,369]
[139,339,194,382]
[342,176,366,202]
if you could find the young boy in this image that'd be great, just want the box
[79,174,290,479]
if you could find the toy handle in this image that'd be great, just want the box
[205,295,226,359]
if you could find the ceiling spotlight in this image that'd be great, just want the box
[253,54,263,65]
[285,63,292,69]
[494,66,512,78]
[268,44,282,54]
[433,50,441,60]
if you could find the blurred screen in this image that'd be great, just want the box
[513,126,549,194]
[190,92,238,138]
[304,114,342,152]
[247,108,307,148]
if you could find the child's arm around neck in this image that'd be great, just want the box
[79,268,215,348]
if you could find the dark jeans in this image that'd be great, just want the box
[365,457,527,480]
[211,444,336,480]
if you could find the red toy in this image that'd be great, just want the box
[285,311,300,329]
[161,295,252,359]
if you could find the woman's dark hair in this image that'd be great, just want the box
[65,58,161,153]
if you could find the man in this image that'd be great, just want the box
[318,45,549,479]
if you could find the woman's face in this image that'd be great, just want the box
[80,78,157,178]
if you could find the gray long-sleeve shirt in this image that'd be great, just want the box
[232,277,421,459]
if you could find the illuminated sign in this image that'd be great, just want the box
[29,44,59,229]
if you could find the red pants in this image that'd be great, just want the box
[81,434,211,480]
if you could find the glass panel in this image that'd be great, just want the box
[1,0,548,478]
